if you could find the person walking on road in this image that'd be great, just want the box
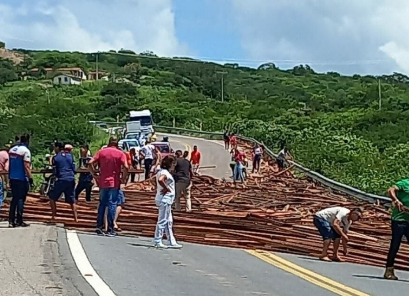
[174,150,194,212]
[48,143,78,222]
[223,130,230,150]
[141,141,155,180]
[8,135,33,227]
[313,206,363,262]
[89,136,129,237]
[0,146,10,212]
[230,133,237,150]
[190,145,201,175]
[75,146,93,202]
[153,155,182,249]
[384,180,409,280]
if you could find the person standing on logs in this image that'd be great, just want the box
[384,180,409,280]
[140,140,155,180]
[48,143,78,222]
[190,145,201,175]
[252,143,263,174]
[313,206,363,262]
[89,136,129,237]
[74,146,93,202]
[8,135,33,227]
[174,150,193,212]
[233,148,246,185]
[153,155,182,249]
[0,145,10,213]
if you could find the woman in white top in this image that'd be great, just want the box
[252,144,263,174]
[153,155,182,249]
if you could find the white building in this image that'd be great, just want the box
[53,74,82,85]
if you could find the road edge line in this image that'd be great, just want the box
[66,230,116,296]
[246,250,373,296]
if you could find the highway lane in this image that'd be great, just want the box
[74,134,408,296]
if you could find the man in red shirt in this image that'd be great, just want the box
[190,145,201,175]
[89,136,129,237]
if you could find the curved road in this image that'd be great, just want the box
[2,135,408,295]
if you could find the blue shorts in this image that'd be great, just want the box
[313,216,341,241]
[49,180,76,204]
[118,190,125,205]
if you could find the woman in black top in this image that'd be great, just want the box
[223,130,230,150]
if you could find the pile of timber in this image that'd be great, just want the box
[0,139,403,270]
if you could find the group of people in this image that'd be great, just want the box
[4,132,409,279]
[0,134,201,248]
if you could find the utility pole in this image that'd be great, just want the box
[96,52,99,81]
[378,79,382,111]
[216,71,228,103]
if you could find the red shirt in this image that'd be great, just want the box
[93,147,126,189]
[191,150,201,164]
[234,152,245,162]
[230,136,237,144]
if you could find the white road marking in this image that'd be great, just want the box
[66,230,116,296]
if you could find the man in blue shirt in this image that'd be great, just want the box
[48,143,78,222]
[8,135,33,227]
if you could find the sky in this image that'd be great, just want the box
[1,0,409,75]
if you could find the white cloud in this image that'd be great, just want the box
[232,0,409,74]
[0,0,189,57]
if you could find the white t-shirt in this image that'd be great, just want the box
[142,144,155,160]
[155,169,175,205]
[316,207,352,231]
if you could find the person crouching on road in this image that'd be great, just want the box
[74,146,93,202]
[153,155,182,249]
[48,143,78,222]
[313,206,363,262]
[384,179,409,280]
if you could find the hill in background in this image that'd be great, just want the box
[1,45,409,194]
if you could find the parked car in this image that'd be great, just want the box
[151,142,174,158]
[118,139,140,152]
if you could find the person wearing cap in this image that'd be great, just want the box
[8,134,33,227]
[384,179,409,280]
[89,136,129,237]
[313,206,363,262]
[48,142,78,222]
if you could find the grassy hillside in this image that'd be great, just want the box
[1,48,409,194]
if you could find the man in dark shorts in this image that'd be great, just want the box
[223,130,230,150]
[48,143,78,222]
[313,206,362,262]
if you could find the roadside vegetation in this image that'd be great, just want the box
[1,47,409,194]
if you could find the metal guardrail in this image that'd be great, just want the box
[154,125,391,203]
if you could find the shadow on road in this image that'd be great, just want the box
[353,274,409,283]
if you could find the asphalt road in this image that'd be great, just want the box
[0,223,97,296]
[3,134,408,296]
